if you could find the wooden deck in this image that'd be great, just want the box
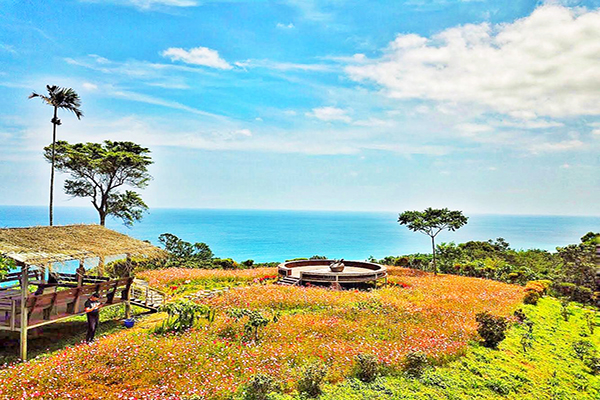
[0,277,132,331]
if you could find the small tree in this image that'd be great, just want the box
[46,140,152,226]
[398,208,468,274]
[29,85,83,226]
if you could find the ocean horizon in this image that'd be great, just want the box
[1,205,598,263]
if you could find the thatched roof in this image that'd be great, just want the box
[0,224,164,265]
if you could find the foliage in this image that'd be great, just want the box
[556,242,596,291]
[158,233,214,268]
[0,255,13,280]
[297,363,327,397]
[105,256,164,278]
[228,308,273,342]
[45,140,152,226]
[353,353,379,383]
[310,298,599,400]
[0,268,524,399]
[29,85,83,119]
[243,373,278,400]
[398,207,468,274]
[523,291,540,305]
[154,299,211,334]
[404,351,429,378]
[476,311,508,348]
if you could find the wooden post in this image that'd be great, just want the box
[124,255,132,319]
[76,260,85,287]
[19,263,28,361]
[97,256,105,277]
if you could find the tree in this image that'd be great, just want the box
[158,233,214,267]
[45,140,152,226]
[29,85,83,226]
[398,208,468,274]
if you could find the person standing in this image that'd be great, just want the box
[84,293,102,342]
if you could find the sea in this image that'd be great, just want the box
[1,206,599,266]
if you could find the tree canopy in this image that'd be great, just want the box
[398,208,468,274]
[45,140,153,226]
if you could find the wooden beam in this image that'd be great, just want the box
[19,263,28,361]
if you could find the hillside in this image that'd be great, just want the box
[0,268,597,399]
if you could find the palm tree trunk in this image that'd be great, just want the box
[49,106,57,226]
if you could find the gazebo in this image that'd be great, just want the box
[0,224,164,360]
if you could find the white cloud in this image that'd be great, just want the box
[592,129,600,136]
[234,129,252,137]
[276,22,295,29]
[161,46,232,70]
[80,0,198,9]
[560,163,570,169]
[498,119,564,129]
[346,5,600,118]
[237,59,333,72]
[529,139,584,153]
[82,82,98,91]
[306,107,351,123]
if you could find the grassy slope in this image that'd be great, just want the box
[278,297,599,400]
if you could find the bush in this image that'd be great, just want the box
[153,300,211,334]
[523,291,540,305]
[525,280,548,295]
[585,355,600,375]
[353,353,379,382]
[513,308,527,323]
[404,351,429,378]
[476,312,508,348]
[571,286,593,304]
[572,340,595,360]
[297,363,327,397]
[243,373,277,400]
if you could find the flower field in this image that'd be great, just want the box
[138,267,278,289]
[0,268,524,399]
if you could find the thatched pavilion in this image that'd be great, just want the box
[0,224,164,361]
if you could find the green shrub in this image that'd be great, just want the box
[404,351,429,378]
[572,340,595,360]
[523,291,540,305]
[297,363,327,397]
[243,373,277,400]
[353,353,379,383]
[585,355,600,375]
[513,308,527,323]
[476,312,508,348]
[571,286,593,304]
[153,300,211,334]
[228,308,272,342]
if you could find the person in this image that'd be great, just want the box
[84,293,102,342]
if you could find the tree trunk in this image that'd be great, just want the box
[49,106,58,226]
[99,211,106,226]
[431,235,437,275]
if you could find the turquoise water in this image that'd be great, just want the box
[0,206,598,263]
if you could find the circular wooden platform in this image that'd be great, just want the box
[278,259,387,285]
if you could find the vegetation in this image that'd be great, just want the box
[377,234,597,306]
[475,312,508,349]
[288,298,598,400]
[45,140,152,226]
[29,85,83,226]
[398,208,468,274]
[0,268,524,398]
[0,255,13,280]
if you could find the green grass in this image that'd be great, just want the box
[273,297,599,400]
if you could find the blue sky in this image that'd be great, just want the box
[0,0,599,216]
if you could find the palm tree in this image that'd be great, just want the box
[29,85,83,226]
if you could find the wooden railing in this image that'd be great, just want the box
[0,277,133,330]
